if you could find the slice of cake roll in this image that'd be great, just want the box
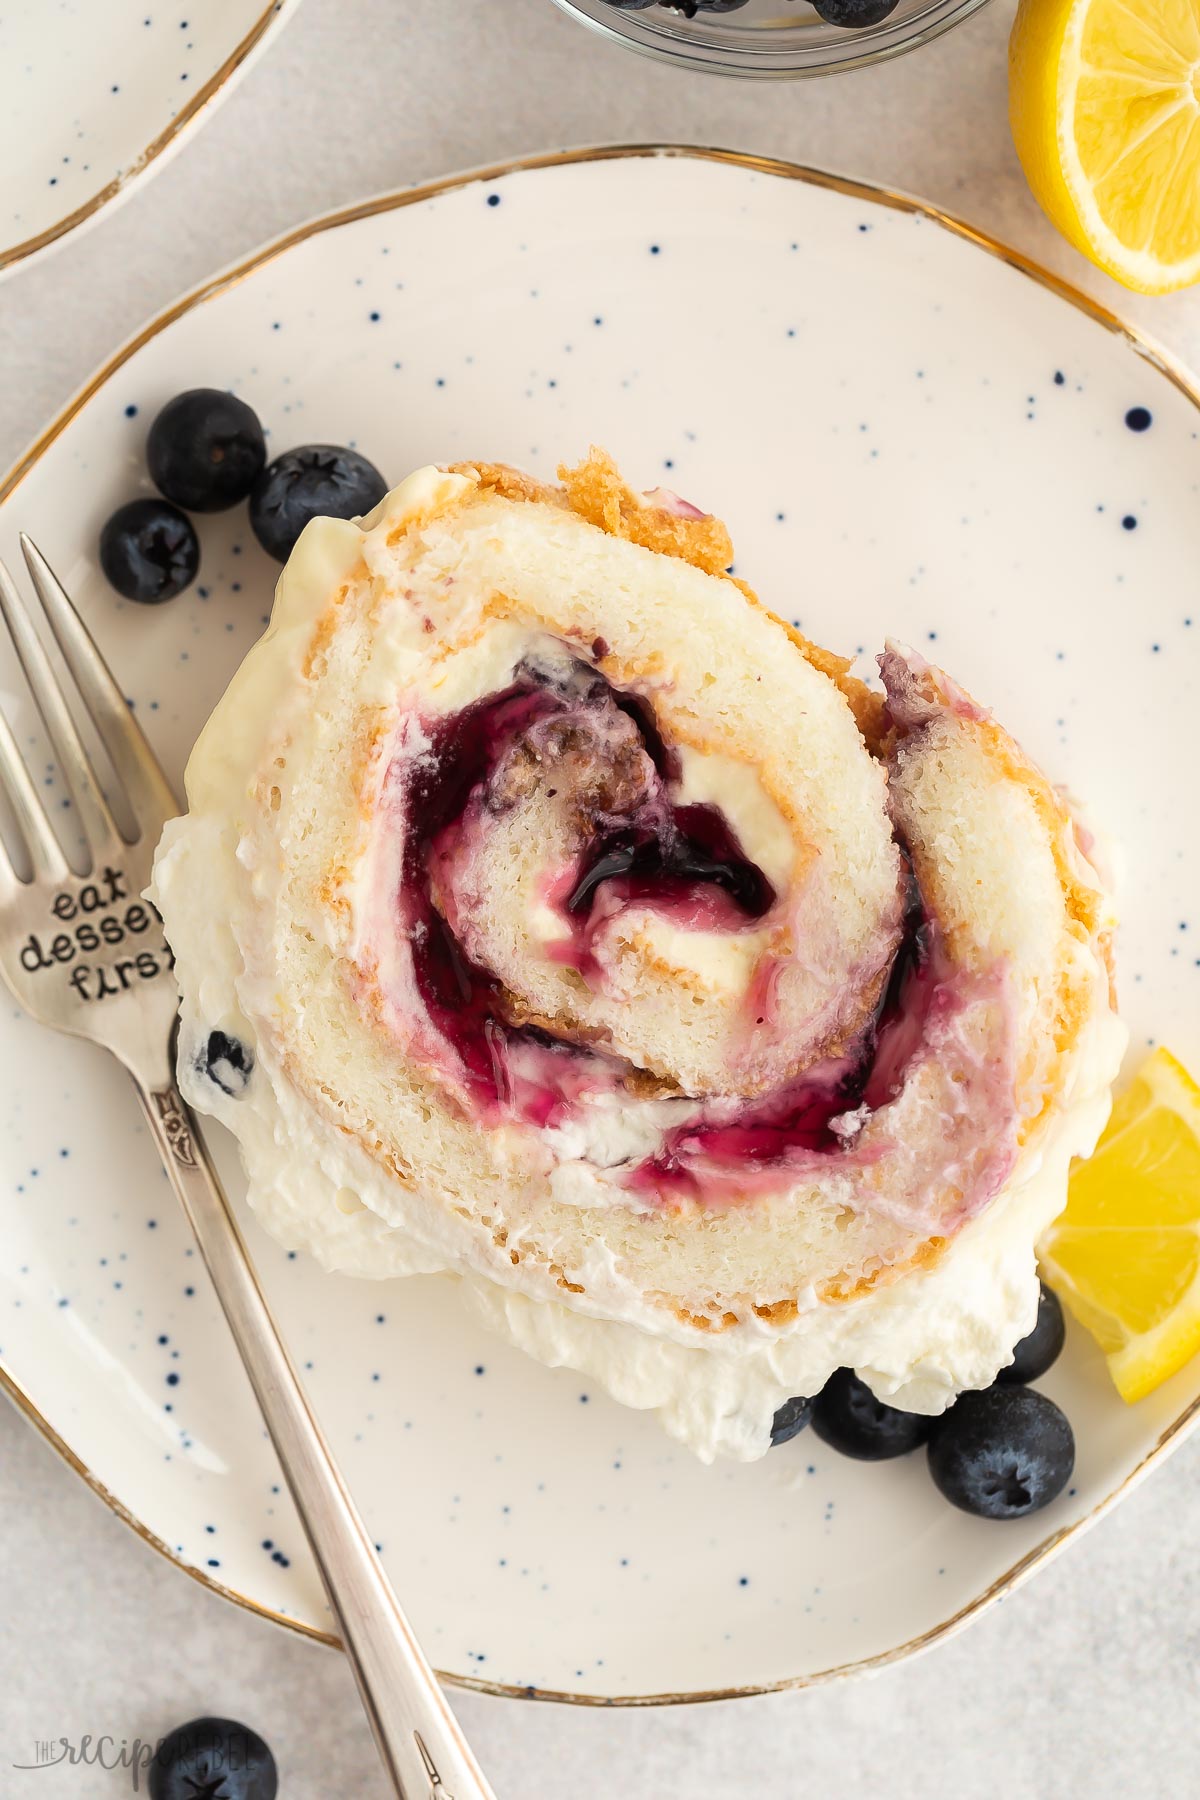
[153,450,1127,1460]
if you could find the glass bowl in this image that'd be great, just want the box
[550,0,993,78]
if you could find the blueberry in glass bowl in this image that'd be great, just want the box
[551,0,993,77]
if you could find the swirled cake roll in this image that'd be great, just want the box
[152,450,1127,1460]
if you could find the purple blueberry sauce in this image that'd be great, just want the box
[394,656,933,1194]
[629,874,933,1200]
[401,680,557,1116]
[565,804,774,921]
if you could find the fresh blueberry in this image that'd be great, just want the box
[203,1029,254,1098]
[998,1282,1066,1385]
[812,1368,934,1460]
[147,388,266,512]
[249,444,388,562]
[928,1386,1075,1520]
[770,1395,814,1446]
[811,0,901,25]
[148,1716,277,1800]
[99,498,199,603]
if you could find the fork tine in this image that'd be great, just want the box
[0,703,70,884]
[20,535,178,832]
[0,554,122,862]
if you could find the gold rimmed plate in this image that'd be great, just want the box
[1,146,1198,1702]
[0,0,301,280]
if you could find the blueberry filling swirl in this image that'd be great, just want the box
[387,651,935,1202]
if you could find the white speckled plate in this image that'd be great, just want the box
[0,0,299,279]
[1,147,1199,1703]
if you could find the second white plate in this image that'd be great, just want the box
[0,0,300,279]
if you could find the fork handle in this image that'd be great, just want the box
[135,1078,498,1800]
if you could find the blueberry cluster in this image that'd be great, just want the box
[602,0,902,29]
[100,388,387,603]
[771,1284,1076,1520]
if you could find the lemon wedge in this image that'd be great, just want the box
[1009,0,1200,294]
[1041,1047,1200,1400]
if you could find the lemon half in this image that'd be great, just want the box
[1041,1047,1200,1401]
[1010,0,1200,294]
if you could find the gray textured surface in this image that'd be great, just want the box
[1,0,1198,1794]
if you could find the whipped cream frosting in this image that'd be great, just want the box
[152,468,1129,1461]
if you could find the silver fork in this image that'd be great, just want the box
[0,537,497,1800]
